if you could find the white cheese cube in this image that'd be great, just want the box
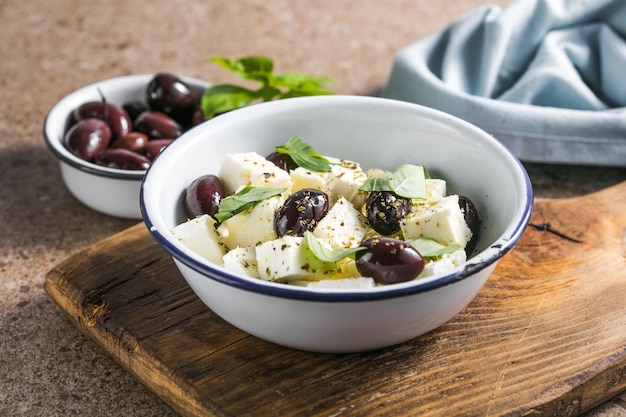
[307,277,376,289]
[288,259,360,284]
[313,196,367,249]
[418,249,467,278]
[425,179,447,200]
[172,215,224,265]
[366,170,445,201]
[400,195,472,247]
[217,195,283,250]
[366,167,389,178]
[290,167,327,193]
[222,246,259,278]
[218,152,292,195]
[255,235,338,282]
[339,259,361,277]
[290,158,368,208]
[328,162,368,209]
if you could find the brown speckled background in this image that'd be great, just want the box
[1,0,625,415]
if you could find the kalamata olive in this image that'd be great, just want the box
[189,83,207,100]
[122,100,148,122]
[147,73,199,127]
[183,174,225,219]
[134,110,182,140]
[73,101,132,139]
[110,132,149,152]
[275,188,329,237]
[65,118,112,162]
[266,151,297,171]
[192,106,206,126]
[458,195,481,254]
[93,148,151,170]
[139,139,173,161]
[356,237,425,285]
[365,191,412,235]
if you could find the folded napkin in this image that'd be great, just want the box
[383,0,626,166]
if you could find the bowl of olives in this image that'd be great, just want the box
[140,95,533,353]
[44,73,209,219]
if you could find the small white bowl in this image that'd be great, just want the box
[43,74,209,219]
[141,95,533,353]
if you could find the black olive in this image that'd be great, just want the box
[356,237,425,285]
[266,151,298,171]
[275,188,329,237]
[133,110,182,140]
[65,118,112,161]
[458,195,481,255]
[146,73,200,127]
[365,191,412,235]
[183,174,225,220]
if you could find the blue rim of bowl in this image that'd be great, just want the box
[140,97,534,302]
[42,74,209,181]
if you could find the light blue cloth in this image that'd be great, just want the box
[383,0,626,166]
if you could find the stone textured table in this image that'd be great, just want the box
[1,0,624,415]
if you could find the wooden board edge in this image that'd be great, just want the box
[526,352,626,416]
[44,266,223,417]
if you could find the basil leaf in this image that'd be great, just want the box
[256,84,281,102]
[273,72,336,96]
[275,136,332,172]
[389,164,427,199]
[304,232,364,262]
[359,164,427,199]
[202,55,335,120]
[209,56,274,84]
[201,84,261,119]
[215,186,286,222]
[407,237,462,258]
[358,176,391,192]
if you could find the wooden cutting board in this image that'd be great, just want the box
[45,182,626,417]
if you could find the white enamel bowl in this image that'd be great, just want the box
[43,74,208,219]
[141,95,533,353]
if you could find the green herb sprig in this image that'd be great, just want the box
[305,233,461,264]
[276,136,332,172]
[304,232,463,262]
[407,237,462,259]
[215,186,286,222]
[359,164,428,199]
[201,56,335,119]
[304,232,364,262]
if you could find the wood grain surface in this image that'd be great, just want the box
[44,182,626,417]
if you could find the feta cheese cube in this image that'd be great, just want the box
[328,162,368,209]
[218,152,292,195]
[366,170,445,201]
[339,259,360,277]
[290,166,327,192]
[366,167,389,179]
[172,214,224,265]
[255,235,338,282]
[222,246,259,278]
[217,195,283,250]
[424,179,447,200]
[290,158,368,208]
[400,195,472,247]
[418,249,467,278]
[313,196,368,249]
